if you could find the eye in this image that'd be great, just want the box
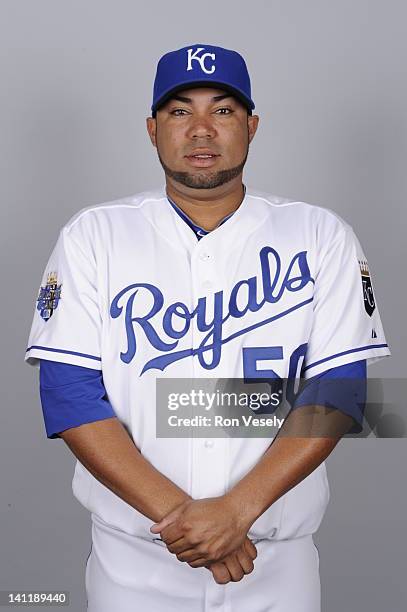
[215,107,233,115]
[170,108,189,116]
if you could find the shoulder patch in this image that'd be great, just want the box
[359,259,376,316]
[37,271,62,321]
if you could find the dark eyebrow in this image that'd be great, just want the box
[169,93,234,104]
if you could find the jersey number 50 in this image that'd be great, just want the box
[242,343,308,411]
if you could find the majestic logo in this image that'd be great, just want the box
[110,247,314,374]
[186,47,216,75]
[37,271,62,321]
[359,259,375,317]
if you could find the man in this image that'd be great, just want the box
[25,44,390,611]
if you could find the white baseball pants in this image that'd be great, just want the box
[85,513,321,612]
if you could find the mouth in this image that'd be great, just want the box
[184,152,220,168]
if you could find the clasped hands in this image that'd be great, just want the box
[150,496,257,584]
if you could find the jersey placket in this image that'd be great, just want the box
[190,238,231,611]
[189,238,229,504]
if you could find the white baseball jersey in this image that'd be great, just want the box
[25,185,390,542]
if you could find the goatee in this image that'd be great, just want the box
[157,148,249,190]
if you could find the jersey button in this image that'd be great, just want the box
[204,439,214,448]
[202,280,213,291]
[199,252,210,261]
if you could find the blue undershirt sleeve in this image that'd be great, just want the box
[39,359,117,439]
[39,360,366,439]
[292,360,367,434]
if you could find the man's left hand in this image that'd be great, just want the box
[149,497,251,566]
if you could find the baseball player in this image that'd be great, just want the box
[25,43,390,611]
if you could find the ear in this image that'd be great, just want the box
[247,114,259,144]
[146,116,157,147]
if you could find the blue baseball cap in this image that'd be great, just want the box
[151,43,255,116]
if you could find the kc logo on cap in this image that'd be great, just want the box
[186,47,216,75]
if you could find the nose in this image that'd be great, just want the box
[186,115,217,140]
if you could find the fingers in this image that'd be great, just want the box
[235,547,255,576]
[187,555,210,568]
[170,535,258,582]
[166,537,192,555]
[208,561,232,585]
[207,540,257,584]
[222,553,245,582]
[243,537,258,560]
[173,546,210,567]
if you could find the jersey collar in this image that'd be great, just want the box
[166,185,247,240]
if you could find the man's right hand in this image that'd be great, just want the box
[206,536,257,584]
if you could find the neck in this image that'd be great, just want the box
[165,177,246,231]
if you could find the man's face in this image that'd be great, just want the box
[146,87,259,190]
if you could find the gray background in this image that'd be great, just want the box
[1,0,406,610]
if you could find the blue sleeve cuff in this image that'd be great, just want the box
[39,360,116,439]
[292,360,367,434]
